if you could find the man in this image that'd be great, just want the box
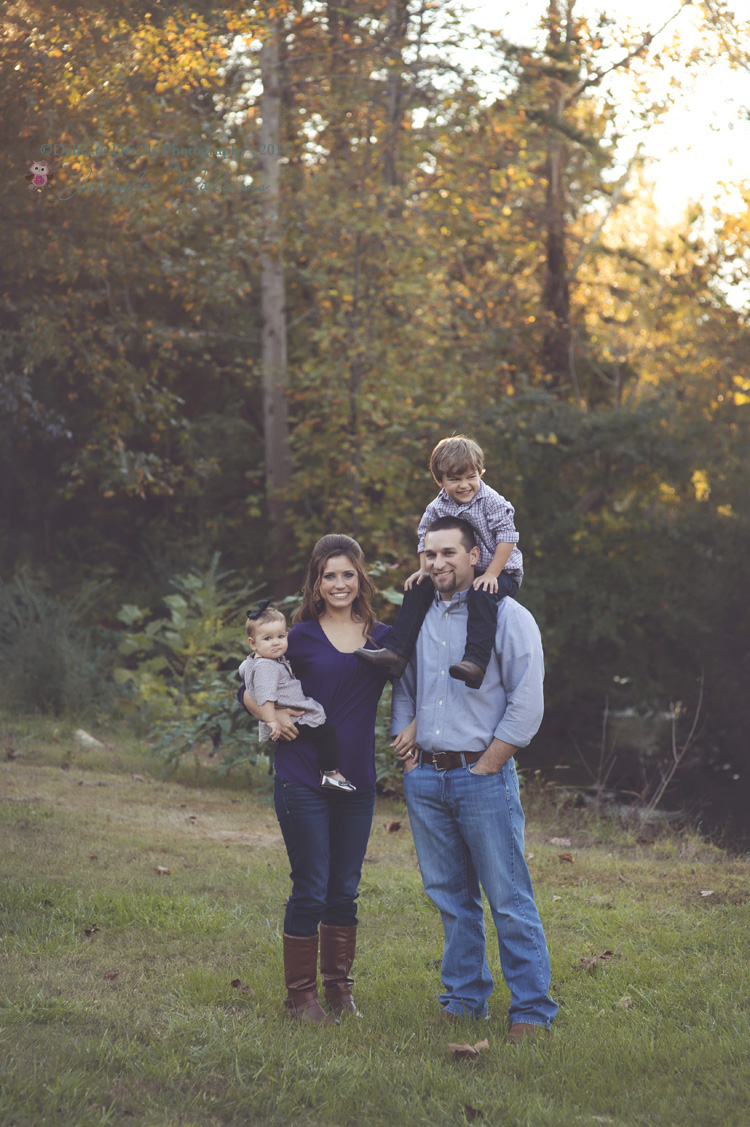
[390,516,557,1041]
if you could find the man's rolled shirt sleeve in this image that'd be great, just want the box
[390,659,417,736]
[493,607,545,748]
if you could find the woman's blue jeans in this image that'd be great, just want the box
[403,758,557,1027]
[274,776,376,937]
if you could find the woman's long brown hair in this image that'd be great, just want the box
[293,534,376,640]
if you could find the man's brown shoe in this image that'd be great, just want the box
[449,661,485,689]
[507,1022,545,1044]
[427,1008,463,1025]
[354,647,408,677]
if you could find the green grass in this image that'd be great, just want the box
[1,717,749,1127]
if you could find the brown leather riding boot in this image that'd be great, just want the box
[283,932,339,1025]
[319,924,360,1016]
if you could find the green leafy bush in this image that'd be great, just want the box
[114,554,260,730]
[149,672,272,777]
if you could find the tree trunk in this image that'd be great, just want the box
[260,22,293,589]
[542,81,571,390]
[383,0,408,191]
[541,0,572,391]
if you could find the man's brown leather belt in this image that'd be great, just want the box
[418,750,483,770]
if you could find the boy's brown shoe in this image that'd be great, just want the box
[448,661,485,689]
[354,647,408,677]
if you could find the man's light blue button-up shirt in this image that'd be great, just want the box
[390,589,545,753]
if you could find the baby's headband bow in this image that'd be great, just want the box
[247,598,272,620]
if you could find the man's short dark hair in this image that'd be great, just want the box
[425,516,477,554]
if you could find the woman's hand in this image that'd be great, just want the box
[404,568,430,592]
[391,719,418,772]
[271,708,304,742]
[241,690,303,741]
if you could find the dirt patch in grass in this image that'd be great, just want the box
[2,759,284,847]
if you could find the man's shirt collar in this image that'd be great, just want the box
[432,587,470,607]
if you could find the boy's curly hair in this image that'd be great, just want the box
[429,435,484,483]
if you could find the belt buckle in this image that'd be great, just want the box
[432,751,450,771]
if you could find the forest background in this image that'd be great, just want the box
[1,0,748,842]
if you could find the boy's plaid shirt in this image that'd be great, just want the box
[417,481,524,579]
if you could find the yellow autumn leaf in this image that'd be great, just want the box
[691,470,710,502]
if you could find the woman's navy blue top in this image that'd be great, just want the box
[255,618,390,792]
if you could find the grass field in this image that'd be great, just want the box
[1,717,749,1127]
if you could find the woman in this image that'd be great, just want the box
[240,534,391,1025]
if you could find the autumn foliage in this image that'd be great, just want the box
[1,1,748,799]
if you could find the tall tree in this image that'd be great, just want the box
[259,15,293,582]
[519,0,683,392]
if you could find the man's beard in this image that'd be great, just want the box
[432,570,458,593]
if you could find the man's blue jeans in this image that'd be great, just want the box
[274,776,376,937]
[403,758,557,1026]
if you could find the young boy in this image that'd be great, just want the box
[240,602,355,791]
[355,435,523,689]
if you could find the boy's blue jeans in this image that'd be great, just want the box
[387,571,519,672]
[403,757,557,1026]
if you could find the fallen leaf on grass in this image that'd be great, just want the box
[618,995,632,1008]
[549,837,571,846]
[526,852,535,860]
[448,1039,489,1060]
[61,762,71,771]
[552,895,563,902]
[592,1118,614,1124]
[700,890,715,897]
[132,773,145,782]
[90,855,98,861]
[103,971,119,982]
[558,853,574,863]
[6,747,21,760]
[464,1105,483,1119]
[84,924,100,937]
[618,873,632,886]
[230,979,253,994]
[387,821,402,833]
[154,866,171,876]
[187,815,197,824]
[577,950,613,972]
